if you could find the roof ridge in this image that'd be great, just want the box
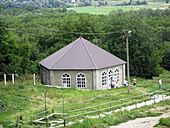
[50,38,78,69]
[81,38,97,69]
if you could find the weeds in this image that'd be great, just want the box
[0,70,170,127]
[158,117,170,127]
[66,106,165,128]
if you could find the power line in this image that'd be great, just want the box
[5,25,169,40]
[6,27,47,38]
[5,27,71,42]
[43,28,125,35]
[3,27,126,37]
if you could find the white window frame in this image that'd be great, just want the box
[108,70,113,86]
[76,73,86,88]
[102,71,107,86]
[61,73,71,88]
[114,69,120,83]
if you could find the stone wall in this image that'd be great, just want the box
[40,66,50,85]
[50,70,94,89]
[40,64,126,90]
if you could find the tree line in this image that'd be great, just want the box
[0,8,170,79]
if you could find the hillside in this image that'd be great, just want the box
[0,0,65,9]
[1,0,168,9]
[0,70,170,127]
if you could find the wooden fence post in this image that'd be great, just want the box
[12,74,14,84]
[4,74,6,86]
[110,103,112,111]
[64,119,66,127]
[135,101,137,109]
[33,73,36,85]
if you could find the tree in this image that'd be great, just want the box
[104,11,163,78]
[165,0,169,4]
[0,12,8,78]
[0,17,32,77]
[1,8,169,78]
[162,49,170,70]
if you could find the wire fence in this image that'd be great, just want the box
[1,73,170,127]
[31,89,170,127]
[0,73,40,86]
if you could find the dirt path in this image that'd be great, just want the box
[109,111,170,128]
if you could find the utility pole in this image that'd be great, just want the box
[125,30,131,94]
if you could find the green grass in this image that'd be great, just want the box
[0,70,170,127]
[67,100,170,128]
[67,3,170,15]
[159,117,170,127]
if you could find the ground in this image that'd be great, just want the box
[110,110,170,128]
[0,70,170,127]
[67,3,170,15]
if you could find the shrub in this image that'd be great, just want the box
[159,117,170,127]
[0,99,7,111]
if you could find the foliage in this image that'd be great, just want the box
[67,105,164,128]
[0,99,7,111]
[5,71,169,123]
[159,117,170,127]
[0,70,170,127]
[0,0,66,9]
[162,32,170,71]
[162,48,170,71]
[0,30,32,77]
[165,0,169,4]
[0,8,170,78]
[105,10,167,78]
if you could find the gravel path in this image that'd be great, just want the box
[109,111,170,128]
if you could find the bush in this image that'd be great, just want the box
[17,84,24,89]
[159,117,170,127]
[0,99,7,111]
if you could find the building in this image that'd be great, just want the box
[39,37,126,90]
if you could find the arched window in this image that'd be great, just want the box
[114,69,119,83]
[102,72,107,86]
[77,73,86,88]
[62,73,71,87]
[108,70,113,85]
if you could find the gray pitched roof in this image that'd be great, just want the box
[39,37,126,70]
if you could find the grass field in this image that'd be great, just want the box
[0,70,170,127]
[67,3,170,15]
[67,100,170,128]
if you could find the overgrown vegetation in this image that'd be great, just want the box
[66,99,170,128]
[0,70,170,127]
[158,117,170,127]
